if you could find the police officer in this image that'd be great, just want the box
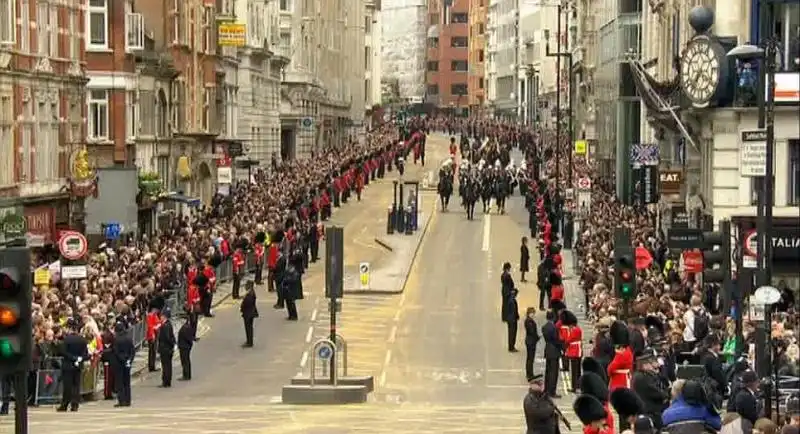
[100,319,116,400]
[240,281,259,347]
[631,348,669,429]
[177,319,194,380]
[523,374,559,434]
[542,311,564,398]
[112,321,134,407]
[157,309,176,388]
[57,320,90,412]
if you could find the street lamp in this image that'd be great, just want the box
[727,40,778,418]
[526,66,539,128]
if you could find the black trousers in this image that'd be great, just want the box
[147,340,157,371]
[160,352,173,387]
[506,321,517,350]
[201,290,213,316]
[232,272,242,298]
[525,343,537,380]
[538,287,549,310]
[310,241,319,262]
[286,299,298,320]
[115,366,131,405]
[179,347,192,379]
[243,317,255,345]
[0,374,12,409]
[102,362,115,399]
[60,368,81,409]
[267,269,276,292]
[544,357,559,396]
[188,311,199,340]
[254,264,263,285]
[568,357,582,392]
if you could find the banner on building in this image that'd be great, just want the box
[218,23,246,47]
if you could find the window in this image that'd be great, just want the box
[0,0,14,44]
[157,156,170,189]
[68,8,79,59]
[774,2,800,71]
[365,46,371,70]
[203,6,213,53]
[126,91,138,140]
[429,13,439,25]
[88,90,109,140]
[202,88,212,132]
[365,16,371,34]
[18,0,28,52]
[218,0,234,17]
[35,100,58,181]
[451,36,468,48]
[428,37,439,48]
[426,61,438,71]
[451,83,467,95]
[426,84,439,95]
[0,94,12,186]
[87,0,108,48]
[364,79,370,102]
[280,0,290,11]
[126,12,144,52]
[790,140,800,205]
[37,2,49,55]
[452,13,468,24]
[451,60,468,72]
[20,101,31,181]
[750,176,776,205]
[478,23,484,34]
[478,49,484,62]
[479,77,484,89]
[156,90,168,137]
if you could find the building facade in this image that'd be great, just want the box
[382,0,426,101]
[425,0,470,112]
[467,0,487,111]
[518,5,559,128]
[365,0,383,119]
[0,0,87,244]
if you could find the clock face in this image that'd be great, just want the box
[681,39,721,107]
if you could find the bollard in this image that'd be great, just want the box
[335,334,348,377]
[387,206,394,234]
[309,339,338,387]
[405,207,413,235]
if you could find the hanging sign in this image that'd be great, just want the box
[359,262,370,290]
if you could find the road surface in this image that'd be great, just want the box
[19,136,588,434]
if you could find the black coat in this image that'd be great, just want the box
[632,370,670,428]
[593,332,614,366]
[177,322,194,351]
[523,390,558,434]
[520,245,530,272]
[112,334,135,368]
[503,296,520,323]
[732,388,760,425]
[240,290,259,319]
[542,320,564,360]
[700,351,727,396]
[157,321,176,355]
[281,265,303,301]
[59,334,90,372]
[630,328,646,356]
[525,317,540,347]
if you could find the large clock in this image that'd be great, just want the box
[680,35,726,108]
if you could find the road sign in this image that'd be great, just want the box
[58,231,88,260]
[1,213,26,239]
[359,262,370,290]
[740,129,767,177]
[103,222,123,240]
[574,140,587,155]
[301,117,314,129]
[317,342,334,360]
[576,177,592,190]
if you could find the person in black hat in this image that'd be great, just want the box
[698,334,726,401]
[156,309,176,387]
[608,321,634,392]
[57,319,90,412]
[582,357,608,384]
[523,374,559,434]
[524,307,541,380]
[631,415,658,434]
[240,281,259,347]
[177,318,194,381]
[580,372,613,433]
[561,310,583,393]
[542,310,564,398]
[628,317,647,356]
[503,288,520,352]
[631,347,669,429]
[731,369,761,426]
[573,395,609,433]
[610,388,646,432]
[501,262,516,322]
[112,321,134,407]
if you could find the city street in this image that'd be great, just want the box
[21,137,585,433]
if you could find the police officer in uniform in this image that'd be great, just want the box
[631,348,670,430]
[177,319,194,380]
[542,310,564,398]
[240,281,259,347]
[157,309,176,388]
[112,321,134,407]
[523,374,559,434]
[57,320,90,412]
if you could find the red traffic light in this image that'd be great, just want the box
[0,274,13,291]
[620,270,633,281]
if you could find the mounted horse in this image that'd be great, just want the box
[437,163,455,211]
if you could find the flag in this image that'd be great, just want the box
[45,374,54,385]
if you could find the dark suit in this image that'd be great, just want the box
[632,370,669,429]
[733,388,760,425]
[241,290,259,345]
[630,328,646,356]
[112,333,135,405]
[504,295,520,350]
[177,322,194,379]
[524,317,541,380]
[500,271,515,322]
[542,320,564,396]
[58,333,90,411]
[157,321,176,387]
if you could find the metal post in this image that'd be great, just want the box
[335,334,348,376]
[14,371,29,434]
[329,298,337,384]
[555,5,562,189]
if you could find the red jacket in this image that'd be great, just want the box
[232,249,245,274]
[186,284,200,309]
[203,265,217,292]
[267,244,278,269]
[254,243,264,263]
[219,238,230,257]
[187,266,198,288]
[565,325,583,358]
[607,346,634,391]
[550,284,564,302]
[146,311,160,341]
[356,173,365,190]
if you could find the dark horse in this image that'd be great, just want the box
[437,168,454,211]
[463,178,479,220]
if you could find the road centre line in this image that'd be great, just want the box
[384,349,392,366]
[481,214,492,251]
[299,351,309,368]
[310,308,318,322]
[305,326,314,343]
[387,325,398,343]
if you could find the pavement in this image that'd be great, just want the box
[17,139,592,434]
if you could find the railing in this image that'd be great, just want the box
[7,356,102,405]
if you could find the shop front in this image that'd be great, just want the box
[734,216,800,296]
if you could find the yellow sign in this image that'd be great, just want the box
[34,269,50,286]
[218,23,246,47]
[359,262,370,290]
[574,140,587,155]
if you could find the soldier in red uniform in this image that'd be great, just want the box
[200,256,220,317]
[253,232,266,285]
[574,394,611,434]
[145,307,161,372]
[562,310,583,393]
[607,320,634,392]
[231,243,246,299]
[355,169,365,201]
[186,273,203,341]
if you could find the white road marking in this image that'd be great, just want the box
[399,292,406,306]
[269,396,282,403]
[299,351,309,367]
[384,349,392,366]
[378,371,387,387]
[481,214,492,251]
[388,325,398,343]
[310,308,318,322]
[393,309,402,322]
[305,326,314,343]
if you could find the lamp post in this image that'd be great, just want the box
[544,1,574,235]
[727,39,778,418]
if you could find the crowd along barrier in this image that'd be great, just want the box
[171,250,259,317]
[32,357,101,405]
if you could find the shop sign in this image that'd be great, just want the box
[68,149,99,198]
[659,170,683,195]
[24,206,56,244]
[1,212,26,240]
[742,227,800,267]
[217,167,233,184]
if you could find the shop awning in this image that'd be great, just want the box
[160,192,201,207]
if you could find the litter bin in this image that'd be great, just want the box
[387,206,395,234]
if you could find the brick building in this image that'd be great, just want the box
[426,0,470,114]
[0,0,88,244]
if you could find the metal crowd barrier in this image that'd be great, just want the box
[29,357,101,405]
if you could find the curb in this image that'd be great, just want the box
[345,288,404,295]
[396,208,434,294]
[373,237,393,252]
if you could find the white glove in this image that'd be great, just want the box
[125,360,132,368]
[76,356,83,364]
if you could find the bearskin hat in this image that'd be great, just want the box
[193,273,209,287]
[208,253,223,268]
[550,299,566,312]
[284,217,295,230]
[579,372,609,403]
[645,315,664,334]
[254,231,266,244]
[573,395,608,425]
[235,238,249,251]
[582,357,608,384]
[610,388,645,418]
[610,320,630,347]
[272,230,285,244]
[561,310,578,326]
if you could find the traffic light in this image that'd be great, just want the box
[701,220,732,284]
[0,247,32,375]
[615,247,637,300]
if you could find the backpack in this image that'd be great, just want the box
[694,308,710,340]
